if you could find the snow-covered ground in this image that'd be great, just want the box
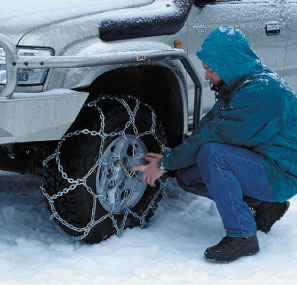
[0,170,297,285]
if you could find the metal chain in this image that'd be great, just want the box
[41,95,170,241]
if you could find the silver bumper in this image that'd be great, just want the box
[0,89,88,144]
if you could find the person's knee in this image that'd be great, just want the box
[196,142,221,166]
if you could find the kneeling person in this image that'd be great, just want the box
[131,26,295,263]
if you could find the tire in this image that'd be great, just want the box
[42,95,167,243]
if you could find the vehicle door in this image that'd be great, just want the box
[283,0,297,93]
[187,0,287,116]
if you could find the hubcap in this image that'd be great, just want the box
[96,135,148,214]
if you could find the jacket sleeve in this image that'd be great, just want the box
[163,82,284,170]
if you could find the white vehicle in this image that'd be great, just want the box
[0,0,296,243]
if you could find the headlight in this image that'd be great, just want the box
[0,47,54,85]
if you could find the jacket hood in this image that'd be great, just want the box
[196,26,263,87]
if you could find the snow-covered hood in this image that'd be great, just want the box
[0,0,153,44]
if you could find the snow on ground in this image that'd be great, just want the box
[0,170,297,285]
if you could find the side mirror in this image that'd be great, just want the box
[194,0,216,7]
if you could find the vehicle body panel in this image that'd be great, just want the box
[0,0,153,44]
[283,0,297,91]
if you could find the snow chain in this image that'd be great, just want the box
[40,95,171,241]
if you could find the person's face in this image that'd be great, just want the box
[202,63,221,85]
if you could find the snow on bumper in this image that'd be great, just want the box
[0,89,88,144]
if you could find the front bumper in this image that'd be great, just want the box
[0,89,88,144]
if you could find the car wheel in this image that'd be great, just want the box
[41,95,167,243]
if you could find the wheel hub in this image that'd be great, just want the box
[96,135,148,214]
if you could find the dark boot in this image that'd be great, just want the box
[204,235,259,262]
[255,201,290,233]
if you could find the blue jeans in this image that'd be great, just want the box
[175,142,277,238]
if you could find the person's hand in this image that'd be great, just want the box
[130,153,164,187]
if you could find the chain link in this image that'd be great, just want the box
[41,95,170,241]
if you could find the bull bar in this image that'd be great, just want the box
[0,34,203,130]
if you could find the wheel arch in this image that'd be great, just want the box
[83,62,188,148]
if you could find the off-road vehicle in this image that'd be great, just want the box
[0,0,296,243]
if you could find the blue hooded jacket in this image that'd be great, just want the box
[163,26,297,202]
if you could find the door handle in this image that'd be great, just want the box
[265,21,280,36]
